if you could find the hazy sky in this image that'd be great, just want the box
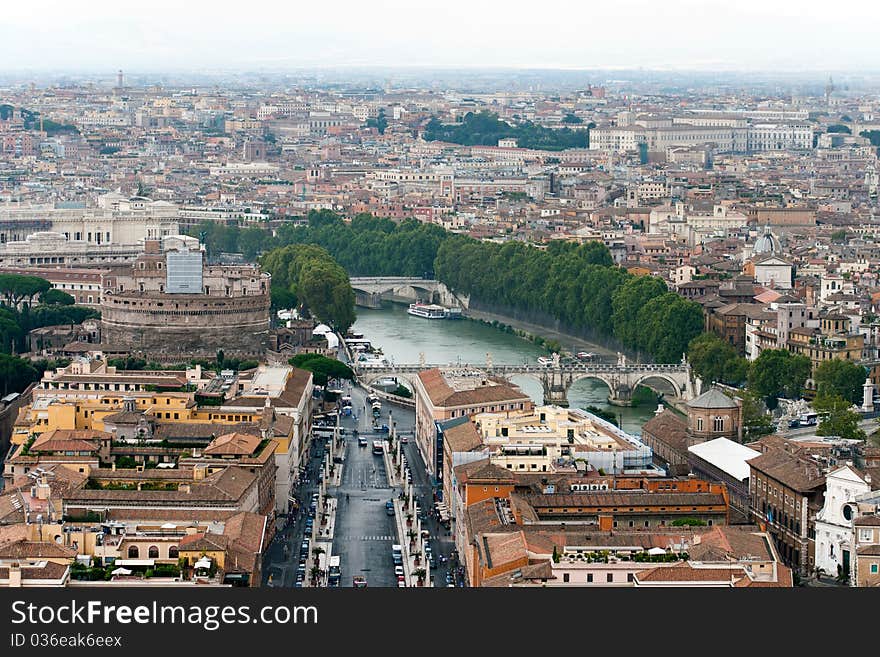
[2,0,878,73]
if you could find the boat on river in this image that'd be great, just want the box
[407,303,447,319]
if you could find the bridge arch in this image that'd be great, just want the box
[631,373,686,398]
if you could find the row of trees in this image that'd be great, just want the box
[423,111,590,151]
[260,243,356,332]
[187,211,446,277]
[435,236,704,361]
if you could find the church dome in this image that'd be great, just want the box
[753,224,781,255]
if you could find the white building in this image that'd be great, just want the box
[753,255,793,289]
[815,464,875,579]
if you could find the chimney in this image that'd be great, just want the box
[8,563,22,588]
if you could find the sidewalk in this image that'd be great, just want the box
[392,493,431,588]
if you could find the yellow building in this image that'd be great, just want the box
[787,312,864,375]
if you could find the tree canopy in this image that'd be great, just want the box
[814,393,866,442]
[747,349,811,404]
[687,333,750,386]
[814,359,867,405]
[260,244,355,332]
[423,111,589,151]
[288,354,354,386]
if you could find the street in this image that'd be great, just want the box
[262,372,462,587]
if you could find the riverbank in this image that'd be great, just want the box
[461,306,624,360]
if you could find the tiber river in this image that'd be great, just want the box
[351,303,656,435]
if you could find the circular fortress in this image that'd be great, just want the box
[100,237,270,356]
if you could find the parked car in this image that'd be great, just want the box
[385,501,395,516]
[394,565,404,577]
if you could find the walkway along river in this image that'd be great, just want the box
[351,303,656,435]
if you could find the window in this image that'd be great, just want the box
[713,416,724,432]
[607,573,613,583]
[586,574,593,583]
[871,564,879,574]
[128,546,139,558]
[696,417,703,432]
[148,546,159,559]
[627,573,634,583]
[860,529,873,542]
[563,573,570,583]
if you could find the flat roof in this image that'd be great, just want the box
[688,437,761,482]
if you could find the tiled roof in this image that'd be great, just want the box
[204,432,262,456]
[641,409,689,451]
[746,449,825,492]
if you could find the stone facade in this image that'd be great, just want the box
[100,241,270,357]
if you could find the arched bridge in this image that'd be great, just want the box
[353,353,699,407]
[349,277,468,309]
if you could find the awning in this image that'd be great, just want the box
[113,559,156,566]
[647,547,667,556]
[111,567,132,576]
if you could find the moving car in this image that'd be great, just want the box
[353,576,367,588]
[385,500,395,516]
[358,436,369,447]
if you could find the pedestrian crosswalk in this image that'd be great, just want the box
[336,535,394,542]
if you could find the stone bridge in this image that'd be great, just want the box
[349,277,468,309]
[353,352,699,407]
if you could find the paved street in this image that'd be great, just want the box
[332,382,398,587]
[263,361,463,588]
[262,437,325,587]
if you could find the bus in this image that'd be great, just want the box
[328,555,341,587]
[372,440,384,455]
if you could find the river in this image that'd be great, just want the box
[351,303,656,435]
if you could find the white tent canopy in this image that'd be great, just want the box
[194,557,213,570]
[111,567,132,576]
[647,547,667,556]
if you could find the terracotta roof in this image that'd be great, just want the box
[481,531,527,570]
[454,459,515,485]
[746,449,825,493]
[0,540,77,559]
[204,432,262,456]
[442,419,483,453]
[0,561,69,582]
[636,563,744,583]
[153,422,260,441]
[641,409,689,451]
[522,491,727,509]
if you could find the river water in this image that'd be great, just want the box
[351,303,655,435]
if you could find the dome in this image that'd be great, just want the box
[753,224,781,255]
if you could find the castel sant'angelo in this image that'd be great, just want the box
[100,235,271,357]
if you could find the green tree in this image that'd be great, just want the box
[612,275,667,350]
[562,113,583,124]
[826,124,852,134]
[814,394,866,441]
[814,359,867,405]
[0,274,51,306]
[688,333,737,384]
[39,288,75,305]
[737,389,774,442]
[748,349,811,403]
[289,354,354,387]
[0,353,39,395]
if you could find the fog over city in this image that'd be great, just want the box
[3,0,880,73]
